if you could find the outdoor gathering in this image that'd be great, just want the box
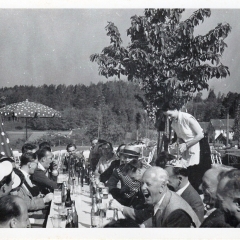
[0,6,240,235]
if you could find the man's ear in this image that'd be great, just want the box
[9,218,18,228]
[1,184,7,193]
[159,181,167,193]
[178,175,182,182]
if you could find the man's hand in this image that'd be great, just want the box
[109,199,124,212]
[52,159,58,169]
[43,193,53,203]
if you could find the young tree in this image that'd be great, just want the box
[90,9,231,117]
[233,97,240,148]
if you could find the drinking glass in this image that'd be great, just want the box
[58,203,67,216]
[102,187,109,199]
[51,214,62,228]
[99,202,107,218]
[54,189,62,204]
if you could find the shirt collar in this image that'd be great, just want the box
[20,169,30,179]
[38,162,45,171]
[176,181,190,196]
[154,193,166,215]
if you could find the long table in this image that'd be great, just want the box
[46,176,124,228]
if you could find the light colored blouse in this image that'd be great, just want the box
[95,153,118,174]
[171,111,203,167]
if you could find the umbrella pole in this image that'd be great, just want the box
[26,118,28,140]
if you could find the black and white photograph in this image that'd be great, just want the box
[0,1,239,238]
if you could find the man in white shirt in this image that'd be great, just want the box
[164,159,204,222]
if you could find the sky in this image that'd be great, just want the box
[0,8,239,98]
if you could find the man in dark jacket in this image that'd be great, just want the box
[164,159,204,222]
[31,148,58,195]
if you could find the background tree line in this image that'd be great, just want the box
[0,81,153,144]
[1,81,240,145]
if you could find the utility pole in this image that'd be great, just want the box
[226,112,229,147]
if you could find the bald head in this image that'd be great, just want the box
[142,167,169,206]
[143,166,169,183]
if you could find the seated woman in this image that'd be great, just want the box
[100,144,125,184]
[94,142,118,180]
[106,146,143,207]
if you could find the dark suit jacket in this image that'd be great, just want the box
[200,209,232,228]
[31,168,58,194]
[181,183,204,222]
[100,160,120,184]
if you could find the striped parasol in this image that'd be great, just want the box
[0,114,13,158]
[0,99,61,140]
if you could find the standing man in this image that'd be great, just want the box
[0,195,30,228]
[31,148,58,194]
[164,159,204,222]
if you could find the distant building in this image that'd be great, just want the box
[208,119,234,143]
[199,122,209,133]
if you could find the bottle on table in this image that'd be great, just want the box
[66,209,75,228]
[65,189,72,208]
[91,197,99,228]
[92,179,97,197]
[61,181,68,203]
[96,187,102,204]
[113,209,118,221]
[85,165,91,185]
[90,176,97,198]
[71,200,79,228]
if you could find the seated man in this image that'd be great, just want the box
[38,142,58,180]
[164,159,204,222]
[143,167,201,227]
[94,142,118,180]
[64,143,85,175]
[113,167,201,228]
[0,195,30,228]
[216,169,240,227]
[31,148,58,194]
[200,164,234,227]
[22,143,38,154]
[0,160,21,198]
[106,146,142,207]
[16,152,53,212]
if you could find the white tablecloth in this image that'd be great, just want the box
[46,183,124,228]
